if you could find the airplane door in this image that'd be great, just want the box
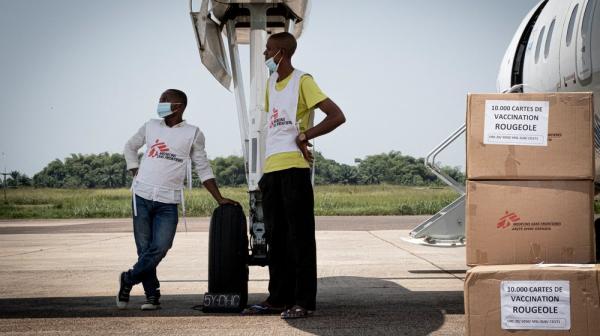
[560,2,582,88]
[577,0,596,84]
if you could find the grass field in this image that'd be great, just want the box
[3,186,597,219]
[0,186,461,219]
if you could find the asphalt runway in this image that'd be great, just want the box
[0,216,467,335]
[0,216,427,234]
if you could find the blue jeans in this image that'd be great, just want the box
[126,195,178,297]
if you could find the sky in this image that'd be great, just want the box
[0,0,541,176]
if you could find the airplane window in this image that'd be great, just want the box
[544,19,555,59]
[535,26,546,64]
[566,4,579,47]
[577,0,595,81]
[581,0,593,37]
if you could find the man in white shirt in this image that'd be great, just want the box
[117,89,238,310]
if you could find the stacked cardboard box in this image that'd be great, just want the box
[464,93,598,335]
[465,265,600,335]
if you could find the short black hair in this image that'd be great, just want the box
[165,89,187,107]
[269,32,297,56]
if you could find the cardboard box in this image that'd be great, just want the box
[466,93,594,180]
[466,180,596,266]
[464,264,600,336]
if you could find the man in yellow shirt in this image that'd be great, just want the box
[243,32,345,318]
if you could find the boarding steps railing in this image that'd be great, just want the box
[408,124,466,246]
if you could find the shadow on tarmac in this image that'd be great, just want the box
[0,276,464,335]
[282,276,464,335]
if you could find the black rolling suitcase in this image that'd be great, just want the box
[203,204,249,313]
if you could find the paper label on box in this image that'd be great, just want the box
[483,100,549,146]
[500,281,570,330]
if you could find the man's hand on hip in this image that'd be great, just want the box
[295,133,314,164]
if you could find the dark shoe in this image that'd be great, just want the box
[141,294,161,311]
[241,301,285,315]
[280,305,313,319]
[116,272,132,309]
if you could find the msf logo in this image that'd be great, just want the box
[148,139,170,157]
[269,108,279,128]
[497,211,520,229]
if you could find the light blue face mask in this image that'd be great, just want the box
[265,50,281,74]
[157,102,177,118]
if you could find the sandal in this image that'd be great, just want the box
[241,302,285,315]
[280,305,313,319]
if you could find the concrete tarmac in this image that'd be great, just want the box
[0,216,467,335]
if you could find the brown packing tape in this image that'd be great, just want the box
[465,94,473,178]
[528,243,542,264]
[558,92,592,106]
[591,204,597,257]
[466,181,476,217]
[581,103,591,124]
[476,250,487,264]
[577,271,591,282]
[467,204,477,217]
[561,247,574,261]
[546,93,558,108]
[504,146,519,177]
[469,95,483,177]
[463,269,475,335]
[581,270,600,315]
[509,182,522,194]
[594,270,600,301]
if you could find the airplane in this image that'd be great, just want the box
[497,0,599,108]
[189,0,599,309]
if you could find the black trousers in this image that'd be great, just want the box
[259,168,317,310]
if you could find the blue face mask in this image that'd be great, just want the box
[157,102,176,118]
[156,103,182,118]
[265,50,281,74]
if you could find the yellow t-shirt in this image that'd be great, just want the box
[263,73,328,173]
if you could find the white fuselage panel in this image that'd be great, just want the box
[498,0,600,180]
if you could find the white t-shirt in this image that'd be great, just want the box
[124,119,215,204]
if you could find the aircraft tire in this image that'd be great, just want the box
[207,204,249,311]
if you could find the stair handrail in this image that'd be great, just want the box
[425,124,466,195]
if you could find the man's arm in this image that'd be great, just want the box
[295,98,346,163]
[191,129,239,206]
[202,178,239,206]
[124,123,147,177]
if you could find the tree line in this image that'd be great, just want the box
[2,151,464,188]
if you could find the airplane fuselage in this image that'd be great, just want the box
[497,0,600,180]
